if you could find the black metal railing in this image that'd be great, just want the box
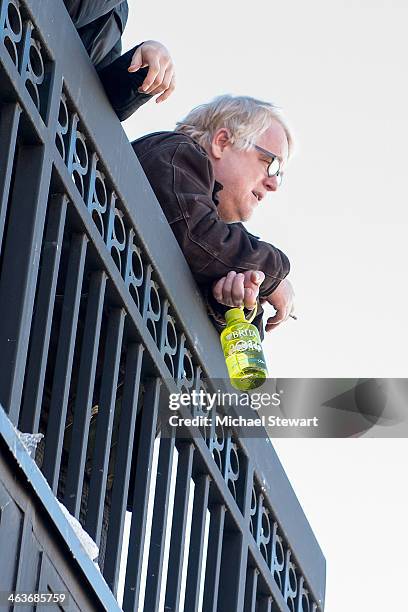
[0,0,326,610]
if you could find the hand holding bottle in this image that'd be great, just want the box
[212,270,265,309]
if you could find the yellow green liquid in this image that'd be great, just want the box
[226,352,267,390]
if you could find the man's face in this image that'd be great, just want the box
[209,119,289,223]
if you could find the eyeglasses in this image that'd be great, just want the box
[252,144,283,186]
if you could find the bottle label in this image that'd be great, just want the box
[228,338,262,355]
[225,328,257,341]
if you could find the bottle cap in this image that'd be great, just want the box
[225,308,246,325]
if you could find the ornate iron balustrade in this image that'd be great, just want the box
[0,0,326,610]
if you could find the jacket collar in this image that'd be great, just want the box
[212,180,223,205]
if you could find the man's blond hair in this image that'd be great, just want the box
[175,94,294,156]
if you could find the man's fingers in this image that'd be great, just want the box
[148,65,173,93]
[244,287,257,310]
[128,41,175,102]
[128,47,145,72]
[142,66,167,94]
[250,270,265,285]
[212,277,225,303]
[265,304,293,331]
[153,71,176,103]
[213,270,265,308]
[128,46,149,72]
[138,61,161,92]
[265,318,283,332]
[265,310,286,332]
[221,271,237,305]
[241,270,263,309]
[231,273,245,306]
[155,74,176,103]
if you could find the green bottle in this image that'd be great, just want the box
[220,307,268,391]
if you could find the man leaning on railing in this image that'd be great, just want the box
[132,95,296,338]
[63,0,175,120]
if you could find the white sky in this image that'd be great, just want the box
[121,1,408,609]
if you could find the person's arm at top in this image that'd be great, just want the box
[97,41,175,120]
[64,1,124,28]
[64,2,175,120]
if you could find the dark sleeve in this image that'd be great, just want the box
[97,45,153,121]
[137,141,290,297]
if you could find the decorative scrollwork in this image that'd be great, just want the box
[124,228,144,310]
[1,1,50,117]
[249,486,257,538]
[207,417,224,474]
[67,115,89,198]
[249,484,320,610]
[86,153,108,238]
[296,576,317,612]
[1,0,22,67]
[224,434,240,501]
[142,265,162,344]
[175,333,195,391]
[255,494,271,565]
[56,94,69,162]
[158,300,178,378]
[270,521,285,591]
[283,549,298,612]
[188,368,208,418]
[20,22,44,111]
[206,427,245,509]
[106,193,126,273]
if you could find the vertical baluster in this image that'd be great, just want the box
[244,567,259,612]
[143,431,176,612]
[217,460,253,612]
[63,270,107,517]
[103,342,144,594]
[19,194,67,434]
[164,442,195,611]
[0,102,20,253]
[184,473,211,611]
[41,232,88,491]
[0,143,52,424]
[202,503,226,612]
[258,595,273,612]
[122,378,161,612]
[85,307,126,548]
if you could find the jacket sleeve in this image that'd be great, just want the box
[63,1,126,29]
[137,140,290,298]
[97,45,153,120]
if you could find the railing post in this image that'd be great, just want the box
[216,461,254,612]
[0,143,52,424]
[0,102,21,252]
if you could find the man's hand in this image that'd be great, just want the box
[262,279,295,331]
[212,270,265,310]
[128,40,175,103]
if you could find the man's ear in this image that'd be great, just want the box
[211,128,232,159]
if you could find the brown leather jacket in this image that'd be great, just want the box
[132,131,290,336]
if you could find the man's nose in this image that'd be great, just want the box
[264,175,279,191]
